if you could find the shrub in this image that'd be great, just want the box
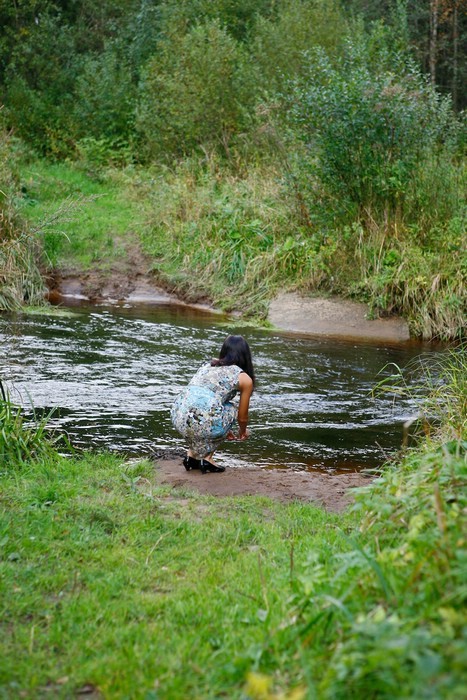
[289,41,455,220]
[251,0,346,92]
[74,48,136,143]
[136,20,257,159]
[3,13,79,156]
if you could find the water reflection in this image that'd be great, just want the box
[0,304,435,471]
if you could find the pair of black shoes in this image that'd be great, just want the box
[183,456,225,474]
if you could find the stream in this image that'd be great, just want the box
[1,303,436,472]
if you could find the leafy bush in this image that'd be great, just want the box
[281,25,466,339]
[74,49,136,142]
[290,40,455,219]
[252,0,346,91]
[136,20,257,159]
[3,13,79,156]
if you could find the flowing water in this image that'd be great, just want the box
[0,303,436,472]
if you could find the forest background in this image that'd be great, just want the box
[0,0,466,337]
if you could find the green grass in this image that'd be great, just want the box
[0,384,61,466]
[18,160,148,270]
[1,345,465,698]
[0,452,346,699]
[1,442,465,699]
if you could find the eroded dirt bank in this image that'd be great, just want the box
[48,268,410,342]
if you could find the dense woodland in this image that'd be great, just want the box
[0,0,466,337]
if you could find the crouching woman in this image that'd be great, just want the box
[171,335,255,473]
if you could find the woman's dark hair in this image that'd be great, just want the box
[211,335,256,386]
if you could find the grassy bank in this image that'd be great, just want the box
[1,444,465,698]
[16,155,466,339]
[0,134,45,311]
[18,159,148,271]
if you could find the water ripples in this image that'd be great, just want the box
[0,304,432,471]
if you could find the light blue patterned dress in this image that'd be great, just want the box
[171,363,243,458]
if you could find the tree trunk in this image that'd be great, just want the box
[452,2,459,108]
[429,0,439,86]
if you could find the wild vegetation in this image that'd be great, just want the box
[0,130,45,310]
[1,4,466,697]
[0,0,465,338]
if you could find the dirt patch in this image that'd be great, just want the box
[268,292,410,343]
[46,244,221,313]
[154,453,374,512]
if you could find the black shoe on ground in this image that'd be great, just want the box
[201,459,225,474]
[183,456,201,471]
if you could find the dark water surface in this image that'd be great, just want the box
[1,304,435,472]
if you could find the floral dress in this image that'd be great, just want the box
[171,363,243,458]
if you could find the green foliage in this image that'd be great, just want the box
[138,157,323,316]
[0,382,60,466]
[158,0,276,42]
[3,12,79,156]
[280,24,466,339]
[74,49,136,142]
[19,160,147,269]
[0,131,45,310]
[252,0,347,91]
[290,36,455,218]
[137,20,257,159]
[315,442,466,699]
[346,0,467,111]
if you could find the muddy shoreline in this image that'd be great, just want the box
[48,268,410,343]
[153,452,374,512]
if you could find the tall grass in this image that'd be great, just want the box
[0,381,63,466]
[0,131,45,311]
[374,344,466,443]
[246,342,467,699]
[138,157,325,317]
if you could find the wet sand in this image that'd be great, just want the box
[268,292,410,343]
[154,452,374,512]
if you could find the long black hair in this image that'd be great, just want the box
[211,335,256,387]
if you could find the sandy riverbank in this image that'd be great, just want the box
[153,450,374,512]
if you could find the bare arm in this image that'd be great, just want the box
[237,372,253,439]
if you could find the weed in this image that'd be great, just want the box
[0,381,64,467]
